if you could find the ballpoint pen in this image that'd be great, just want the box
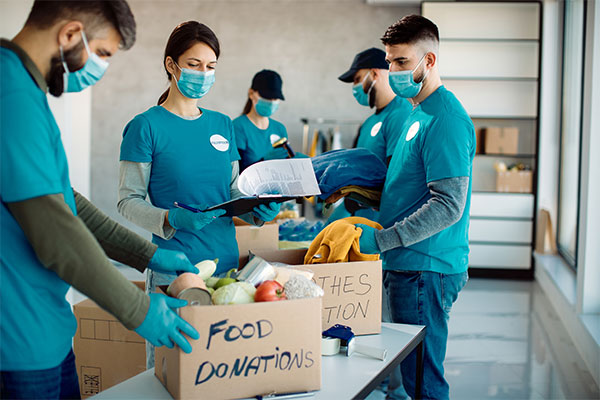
[173,202,202,213]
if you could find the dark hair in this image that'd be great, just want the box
[381,15,439,47]
[26,0,136,50]
[157,21,220,105]
[242,99,253,115]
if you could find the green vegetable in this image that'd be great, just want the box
[205,277,220,289]
[214,277,236,289]
[212,282,256,305]
[213,268,238,289]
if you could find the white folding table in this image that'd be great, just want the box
[92,322,425,400]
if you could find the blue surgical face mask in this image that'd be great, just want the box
[389,54,429,98]
[352,71,376,107]
[173,62,215,99]
[60,31,109,93]
[255,97,280,117]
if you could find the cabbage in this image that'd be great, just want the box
[211,282,256,305]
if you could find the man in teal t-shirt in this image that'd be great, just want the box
[336,48,412,221]
[356,16,475,400]
[1,2,201,398]
[338,47,412,165]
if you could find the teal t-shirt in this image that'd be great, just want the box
[356,96,412,163]
[233,115,288,170]
[1,46,78,370]
[354,96,411,221]
[379,86,475,274]
[120,106,241,274]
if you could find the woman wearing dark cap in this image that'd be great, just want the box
[233,69,289,171]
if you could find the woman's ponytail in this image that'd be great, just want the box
[158,88,170,105]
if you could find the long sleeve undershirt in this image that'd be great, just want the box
[6,191,153,329]
[375,176,469,252]
[117,161,260,238]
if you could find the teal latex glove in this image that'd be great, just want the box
[135,293,199,354]
[168,205,225,231]
[263,146,289,160]
[147,248,198,275]
[355,223,380,254]
[253,202,281,222]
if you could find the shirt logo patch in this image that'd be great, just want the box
[270,134,281,145]
[371,122,383,137]
[210,134,230,152]
[405,122,420,141]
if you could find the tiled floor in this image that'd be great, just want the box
[368,278,600,400]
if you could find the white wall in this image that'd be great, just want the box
[0,0,92,197]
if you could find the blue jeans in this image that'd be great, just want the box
[0,349,81,400]
[384,270,468,400]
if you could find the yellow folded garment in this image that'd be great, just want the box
[304,217,383,264]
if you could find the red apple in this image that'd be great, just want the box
[254,280,287,302]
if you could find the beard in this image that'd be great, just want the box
[47,40,85,97]
[413,64,428,85]
[368,83,377,109]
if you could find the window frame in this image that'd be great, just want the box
[556,0,587,268]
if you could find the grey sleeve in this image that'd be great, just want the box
[230,161,264,226]
[375,176,469,252]
[117,161,176,240]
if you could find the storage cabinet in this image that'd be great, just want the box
[422,1,541,275]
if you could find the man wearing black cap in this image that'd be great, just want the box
[234,69,290,171]
[339,47,412,164]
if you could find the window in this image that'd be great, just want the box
[557,0,586,267]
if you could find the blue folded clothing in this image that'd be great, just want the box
[311,148,387,199]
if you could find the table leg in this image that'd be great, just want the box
[414,341,424,400]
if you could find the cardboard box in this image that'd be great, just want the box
[73,282,146,398]
[234,220,279,261]
[496,170,533,193]
[155,297,322,400]
[484,126,519,154]
[246,249,382,335]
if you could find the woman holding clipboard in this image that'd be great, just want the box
[117,21,280,303]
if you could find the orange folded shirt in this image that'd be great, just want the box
[304,217,383,264]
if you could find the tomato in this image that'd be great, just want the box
[254,280,287,302]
